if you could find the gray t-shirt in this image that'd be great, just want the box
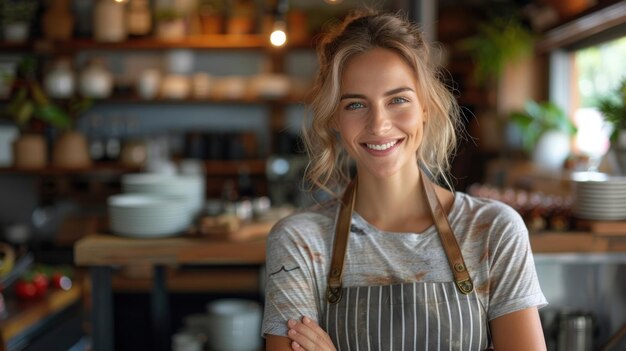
[262,192,547,337]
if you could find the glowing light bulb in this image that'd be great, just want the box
[324,0,344,4]
[270,21,287,47]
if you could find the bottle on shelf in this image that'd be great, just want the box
[93,0,127,43]
[126,0,152,37]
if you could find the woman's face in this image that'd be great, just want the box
[335,48,426,179]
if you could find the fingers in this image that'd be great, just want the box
[287,316,335,351]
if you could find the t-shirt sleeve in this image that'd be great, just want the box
[487,205,548,321]
[262,217,322,337]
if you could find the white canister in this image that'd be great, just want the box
[44,59,75,99]
[205,299,262,351]
[166,49,195,75]
[80,59,113,98]
[93,0,127,42]
[126,0,152,36]
[0,125,19,166]
[137,69,161,99]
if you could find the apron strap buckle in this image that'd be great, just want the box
[456,278,474,294]
[327,286,342,304]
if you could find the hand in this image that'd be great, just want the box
[287,316,337,351]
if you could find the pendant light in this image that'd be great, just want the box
[270,0,288,47]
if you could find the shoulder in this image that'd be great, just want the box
[455,192,525,229]
[268,200,339,243]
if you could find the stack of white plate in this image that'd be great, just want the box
[572,172,626,220]
[121,173,205,215]
[108,194,191,238]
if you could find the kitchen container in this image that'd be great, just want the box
[108,194,190,238]
[557,311,594,351]
[44,59,75,99]
[205,299,262,351]
[93,0,127,42]
[79,58,114,98]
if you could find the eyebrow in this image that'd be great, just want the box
[339,87,414,100]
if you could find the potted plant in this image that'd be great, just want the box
[198,0,225,35]
[597,78,626,174]
[510,100,577,170]
[3,57,92,169]
[226,0,255,35]
[0,0,38,43]
[155,8,186,40]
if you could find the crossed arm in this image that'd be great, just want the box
[266,307,547,351]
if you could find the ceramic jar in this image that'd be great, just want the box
[126,0,152,36]
[93,0,127,43]
[13,134,47,169]
[137,69,161,100]
[44,59,75,99]
[53,131,92,168]
[80,59,113,98]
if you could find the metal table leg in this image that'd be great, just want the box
[91,266,114,351]
[152,265,170,351]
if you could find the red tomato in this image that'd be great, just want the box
[31,272,49,297]
[15,280,38,300]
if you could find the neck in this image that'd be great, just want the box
[353,166,432,231]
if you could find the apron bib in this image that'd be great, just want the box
[323,174,492,350]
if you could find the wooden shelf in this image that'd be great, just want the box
[0,159,266,176]
[88,94,307,106]
[24,35,314,54]
[112,266,260,293]
[0,162,139,176]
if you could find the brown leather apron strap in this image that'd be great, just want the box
[326,173,473,304]
[326,177,357,304]
[420,174,474,294]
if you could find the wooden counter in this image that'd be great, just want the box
[74,234,266,267]
[0,285,83,350]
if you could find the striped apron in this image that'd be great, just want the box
[323,175,492,350]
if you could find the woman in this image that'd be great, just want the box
[262,10,547,351]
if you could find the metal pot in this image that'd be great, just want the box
[556,311,594,351]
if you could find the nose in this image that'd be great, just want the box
[367,105,392,135]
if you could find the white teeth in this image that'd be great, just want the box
[366,140,398,151]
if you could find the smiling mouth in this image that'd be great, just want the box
[363,138,404,151]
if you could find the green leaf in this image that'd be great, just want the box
[35,105,72,130]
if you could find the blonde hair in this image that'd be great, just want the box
[302,10,461,196]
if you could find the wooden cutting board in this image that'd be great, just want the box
[191,214,277,242]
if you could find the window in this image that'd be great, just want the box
[572,36,626,161]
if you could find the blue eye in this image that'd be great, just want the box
[345,102,365,110]
[391,97,409,104]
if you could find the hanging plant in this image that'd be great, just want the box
[460,15,535,86]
